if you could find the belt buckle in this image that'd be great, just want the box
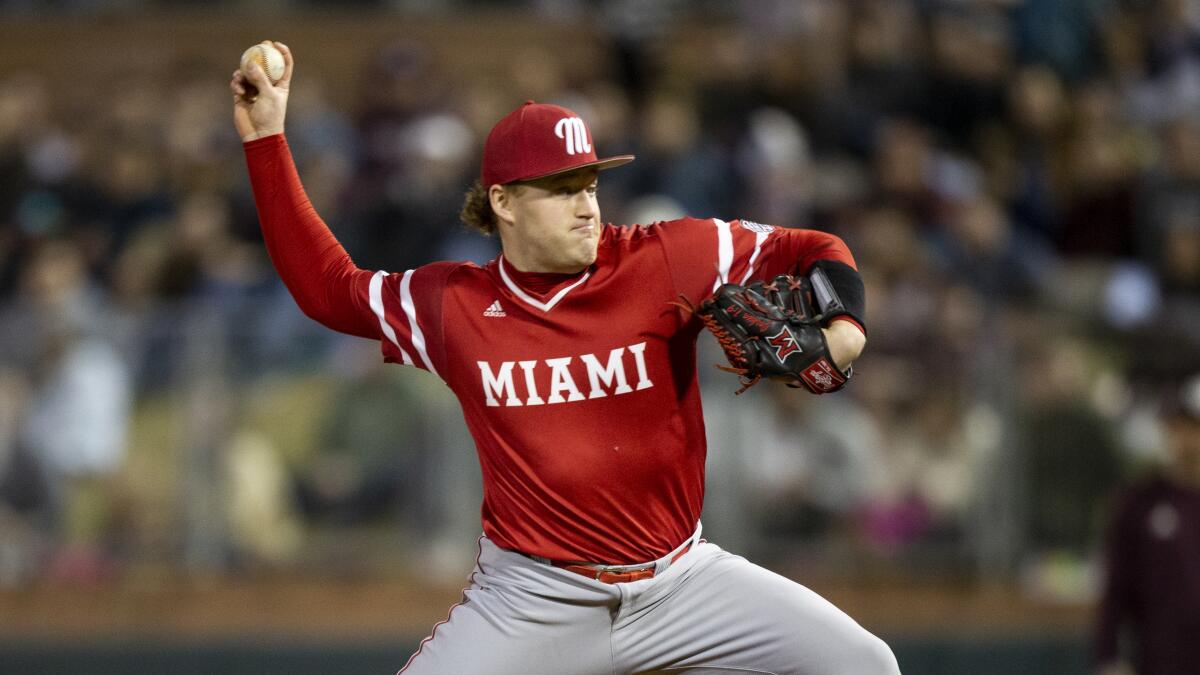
[555,536,696,585]
[596,567,654,584]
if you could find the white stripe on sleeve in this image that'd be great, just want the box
[369,270,413,366]
[739,230,770,284]
[400,269,439,376]
[712,218,733,292]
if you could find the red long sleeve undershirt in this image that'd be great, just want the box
[243,134,377,339]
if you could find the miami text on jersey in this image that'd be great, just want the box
[477,342,654,407]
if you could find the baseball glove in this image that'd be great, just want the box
[691,274,851,395]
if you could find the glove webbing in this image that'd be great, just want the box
[673,294,764,394]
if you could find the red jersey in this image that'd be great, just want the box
[245,135,860,564]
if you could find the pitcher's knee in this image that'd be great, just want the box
[786,626,900,674]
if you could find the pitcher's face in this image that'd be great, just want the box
[503,167,601,273]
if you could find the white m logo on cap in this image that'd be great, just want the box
[554,117,592,156]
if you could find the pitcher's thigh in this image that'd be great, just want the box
[400,588,614,675]
[619,550,899,675]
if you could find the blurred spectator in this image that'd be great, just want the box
[7,239,131,582]
[862,383,977,558]
[0,368,38,585]
[1012,0,1107,84]
[347,40,496,271]
[629,91,736,219]
[1126,0,1200,125]
[923,4,1012,145]
[596,0,683,104]
[737,106,814,226]
[753,385,877,541]
[1095,374,1200,675]
[999,65,1067,244]
[1056,82,1141,258]
[844,0,925,123]
[224,428,303,567]
[1138,116,1200,294]
[1018,337,1121,556]
[291,341,436,538]
[931,195,1046,301]
[703,379,878,564]
[872,118,941,225]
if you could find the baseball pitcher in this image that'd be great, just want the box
[232,41,899,675]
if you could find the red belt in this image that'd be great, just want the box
[548,542,694,584]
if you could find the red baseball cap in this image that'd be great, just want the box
[481,101,634,186]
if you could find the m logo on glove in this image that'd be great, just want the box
[766,327,801,362]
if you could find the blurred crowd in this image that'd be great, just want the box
[0,0,1198,597]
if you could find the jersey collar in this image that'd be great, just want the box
[497,256,591,313]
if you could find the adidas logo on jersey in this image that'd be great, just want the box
[483,300,506,317]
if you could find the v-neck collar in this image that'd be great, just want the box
[497,256,592,313]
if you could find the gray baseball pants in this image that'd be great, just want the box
[399,529,900,674]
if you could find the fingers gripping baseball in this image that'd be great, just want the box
[231,40,292,142]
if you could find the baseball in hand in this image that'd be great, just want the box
[240,43,285,85]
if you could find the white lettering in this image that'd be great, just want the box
[476,342,654,407]
[553,117,591,156]
[627,342,654,391]
[580,347,632,399]
[518,360,544,406]
[545,357,585,404]
[478,361,521,407]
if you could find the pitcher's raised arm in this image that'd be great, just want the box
[235,43,377,339]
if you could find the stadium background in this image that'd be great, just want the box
[1,1,1198,673]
